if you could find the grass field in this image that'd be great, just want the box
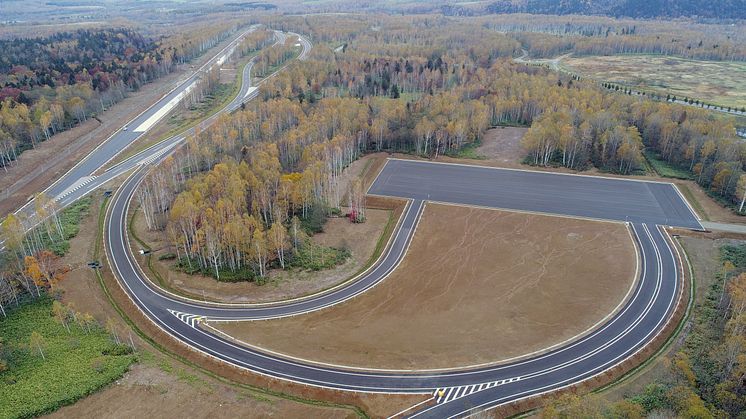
[642,149,693,180]
[35,197,92,256]
[562,55,746,109]
[0,298,136,419]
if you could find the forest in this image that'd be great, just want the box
[481,14,746,61]
[128,15,739,284]
[485,0,746,19]
[0,24,241,171]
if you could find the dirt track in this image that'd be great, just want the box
[215,204,637,370]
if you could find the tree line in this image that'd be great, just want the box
[478,13,746,61]
[0,25,242,171]
[134,13,744,282]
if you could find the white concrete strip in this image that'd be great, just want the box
[168,309,202,329]
[134,81,196,132]
[244,86,258,99]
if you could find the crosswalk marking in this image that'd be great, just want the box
[55,176,98,201]
[139,145,175,166]
[168,309,205,328]
[433,377,521,404]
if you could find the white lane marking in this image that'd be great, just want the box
[434,378,521,404]
[243,86,258,99]
[168,309,204,328]
[55,176,97,200]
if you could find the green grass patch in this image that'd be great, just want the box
[30,197,92,256]
[174,257,259,283]
[643,149,693,180]
[444,140,486,160]
[287,239,350,271]
[0,298,136,419]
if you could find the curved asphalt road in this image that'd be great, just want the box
[71,22,705,417]
[106,153,700,417]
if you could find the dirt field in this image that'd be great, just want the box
[215,204,636,370]
[562,55,746,109]
[475,126,528,165]
[45,360,354,419]
[435,127,528,168]
[673,180,746,224]
[0,35,243,219]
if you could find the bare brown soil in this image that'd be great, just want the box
[45,362,354,419]
[0,35,242,219]
[672,180,746,224]
[476,126,528,165]
[214,204,636,370]
[133,207,392,303]
[433,126,527,168]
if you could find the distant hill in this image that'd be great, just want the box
[485,0,746,19]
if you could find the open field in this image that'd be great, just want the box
[214,204,636,370]
[45,360,354,419]
[562,55,746,109]
[437,126,528,167]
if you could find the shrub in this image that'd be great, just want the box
[300,204,328,235]
[288,240,350,271]
[0,298,136,418]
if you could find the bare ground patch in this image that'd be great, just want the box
[45,362,353,419]
[214,204,636,370]
[475,126,528,165]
